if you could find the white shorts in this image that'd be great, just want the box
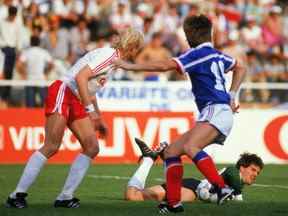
[197,104,233,144]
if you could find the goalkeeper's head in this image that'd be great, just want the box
[236,152,264,185]
[236,152,264,170]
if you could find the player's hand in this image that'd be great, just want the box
[230,100,240,113]
[229,91,239,113]
[88,112,108,138]
[112,59,132,70]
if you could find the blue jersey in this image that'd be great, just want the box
[173,42,236,111]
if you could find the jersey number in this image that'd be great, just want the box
[210,61,225,91]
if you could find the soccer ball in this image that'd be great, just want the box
[209,193,218,203]
[198,187,210,201]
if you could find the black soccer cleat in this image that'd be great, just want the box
[210,185,234,205]
[5,192,28,208]
[217,186,234,205]
[54,197,80,208]
[158,202,184,214]
[135,138,158,161]
[155,141,168,160]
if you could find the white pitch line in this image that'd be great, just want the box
[88,175,288,189]
[88,175,130,180]
[252,183,288,190]
[88,174,164,182]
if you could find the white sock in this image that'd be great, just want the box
[127,157,154,190]
[10,151,47,198]
[57,153,91,200]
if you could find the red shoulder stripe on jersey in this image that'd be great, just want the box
[171,58,185,74]
[91,51,117,75]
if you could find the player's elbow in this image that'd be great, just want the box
[234,62,247,77]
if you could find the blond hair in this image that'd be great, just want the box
[112,28,144,50]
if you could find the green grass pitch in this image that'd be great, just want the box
[0,164,287,216]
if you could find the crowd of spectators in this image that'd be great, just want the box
[0,0,287,107]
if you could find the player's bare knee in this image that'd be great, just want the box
[124,191,134,201]
[82,136,99,158]
[163,146,178,159]
[125,188,143,201]
[162,148,169,159]
[84,144,99,158]
[40,144,59,158]
[183,144,200,158]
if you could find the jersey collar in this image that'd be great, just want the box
[196,42,213,49]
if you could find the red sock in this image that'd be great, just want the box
[193,151,225,188]
[165,157,183,207]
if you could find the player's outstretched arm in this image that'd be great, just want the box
[229,61,246,112]
[112,59,178,72]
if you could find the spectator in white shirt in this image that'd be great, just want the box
[17,36,53,107]
[110,1,132,31]
[0,6,22,103]
[70,16,90,60]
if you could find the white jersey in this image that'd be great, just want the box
[62,47,119,96]
[19,47,52,80]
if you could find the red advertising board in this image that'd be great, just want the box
[0,109,195,164]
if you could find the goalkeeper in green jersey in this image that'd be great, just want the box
[125,138,264,203]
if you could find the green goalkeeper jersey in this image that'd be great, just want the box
[220,166,245,195]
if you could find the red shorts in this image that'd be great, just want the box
[45,80,88,124]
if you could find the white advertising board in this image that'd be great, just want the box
[98,82,288,164]
[205,110,288,164]
[97,81,198,112]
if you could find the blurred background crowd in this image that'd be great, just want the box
[0,0,287,108]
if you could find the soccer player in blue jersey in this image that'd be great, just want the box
[113,14,246,213]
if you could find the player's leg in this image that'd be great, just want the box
[187,104,234,204]
[127,184,197,202]
[55,117,98,208]
[126,156,154,198]
[180,188,197,202]
[158,130,192,211]
[163,124,227,208]
[126,185,166,201]
[171,121,226,188]
[6,113,66,208]
[180,178,200,202]
[163,104,234,207]
[161,113,231,210]
[125,138,158,200]
[158,183,197,214]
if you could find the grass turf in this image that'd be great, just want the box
[0,164,287,216]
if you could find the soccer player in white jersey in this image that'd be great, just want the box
[6,28,144,209]
[113,15,246,213]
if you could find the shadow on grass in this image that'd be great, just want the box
[0,201,287,216]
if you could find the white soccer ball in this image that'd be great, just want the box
[199,187,210,201]
[209,193,218,203]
